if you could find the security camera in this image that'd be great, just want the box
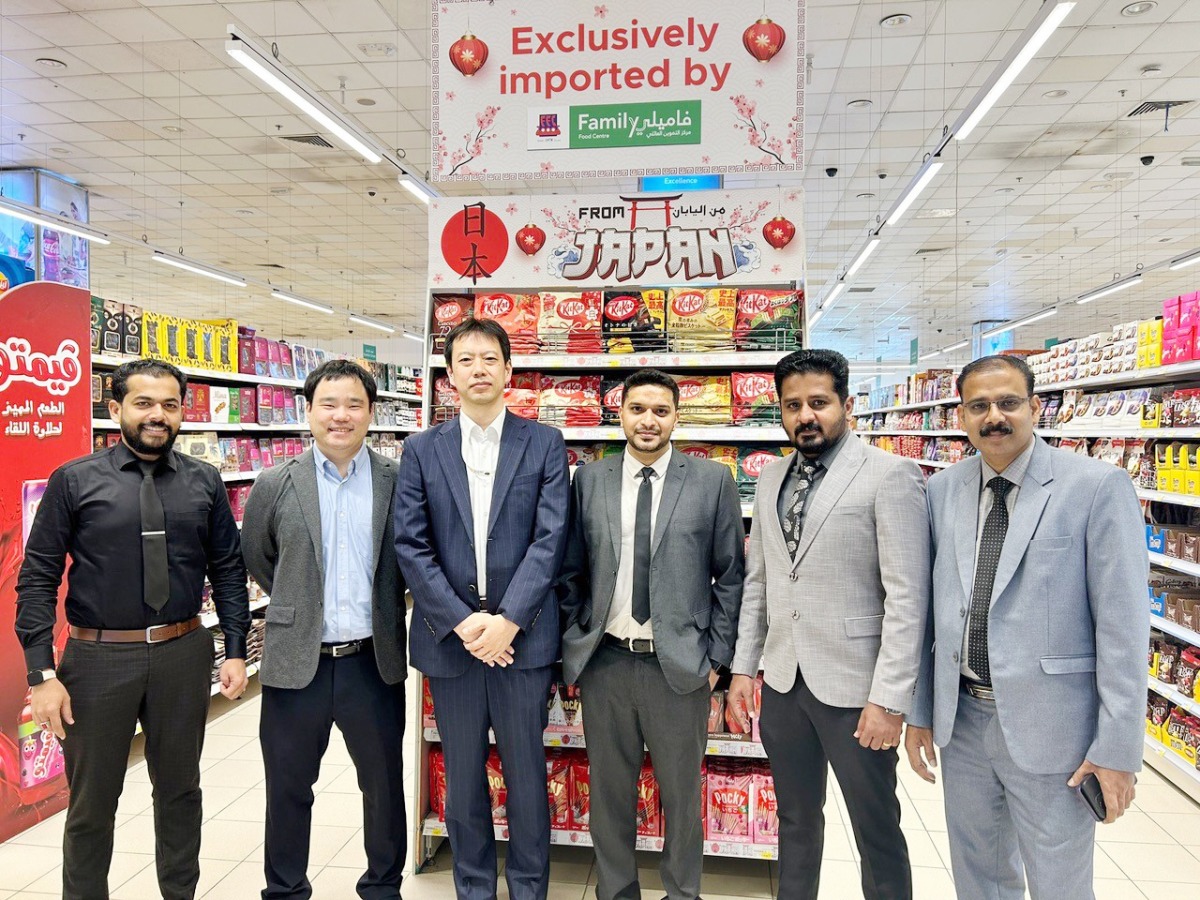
[877,172,888,180]
[1141,155,1155,166]
[366,188,378,197]
[825,167,838,177]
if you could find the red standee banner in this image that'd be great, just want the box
[0,282,91,840]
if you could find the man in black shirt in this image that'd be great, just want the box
[15,358,250,900]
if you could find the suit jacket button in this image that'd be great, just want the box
[960,608,966,617]
[952,651,959,662]
[789,571,798,582]
[791,610,799,620]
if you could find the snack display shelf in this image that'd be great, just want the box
[1147,676,1200,719]
[200,597,269,630]
[1151,615,1200,648]
[558,426,785,442]
[221,470,261,483]
[1034,359,1200,394]
[855,397,960,417]
[1149,552,1200,578]
[1137,489,1200,508]
[495,351,789,371]
[1143,736,1200,803]
[913,459,957,469]
[91,419,416,434]
[855,429,966,438]
[92,353,420,402]
[419,815,779,861]
[421,726,767,759]
[1037,427,1200,439]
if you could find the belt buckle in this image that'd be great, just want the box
[146,624,172,644]
[631,638,654,653]
[329,641,355,658]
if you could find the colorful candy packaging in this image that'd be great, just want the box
[734,289,803,351]
[667,287,737,352]
[732,371,780,425]
[475,293,542,354]
[539,291,603,354]
[603,290,667,353]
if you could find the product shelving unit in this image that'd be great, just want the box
[855,428,966,438]
[854,396,959,417]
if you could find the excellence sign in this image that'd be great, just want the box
[432,0,804,181]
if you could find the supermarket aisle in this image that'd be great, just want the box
[0,685,1197,899]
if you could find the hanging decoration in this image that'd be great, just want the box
[742,16,786,63]
[449,32,489,77]
[515,222,546,256]
[762,215,795,249]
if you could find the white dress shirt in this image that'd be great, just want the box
[606,447,674,641]
[460,410,505,606]
[962,437,1035,680]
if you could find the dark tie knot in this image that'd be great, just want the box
[800,460,820,478]
[138,461,157,478]
[639,466,656,483]
[988,476,1013,498]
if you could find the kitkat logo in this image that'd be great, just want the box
[481,295,514,317]
[603,385,624,407]
[738,292,769,314]
[740,374,772,397]
[742,451,776,478]
[670,291,704,316]
[557,299,586,318]
[434,302,463,322]
[680,446,708,459]
[677,380,703,400]
[604,296,637,321]
[0,337,82,396]
[555,380,583,395]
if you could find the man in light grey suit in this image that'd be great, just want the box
[905,354,1147,900]
[559,368,744,900]
[241,360,408,900]
[728,349,929,900]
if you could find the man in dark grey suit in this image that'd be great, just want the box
[241,360,408,900]
[559,368,745,900]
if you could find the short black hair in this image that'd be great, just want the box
[956,354,1035,399]
[303,359,377,405]
[622,368,679,408]
[112,359,187,402]
[444,318,511,364]
[773,348,850,402]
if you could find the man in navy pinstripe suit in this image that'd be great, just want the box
[395,318,570,900]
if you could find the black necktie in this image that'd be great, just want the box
[632,466,655,625]
[968,476,1013,684]
[139,461,170,612]
[782,458,821,559]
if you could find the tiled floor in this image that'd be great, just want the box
[1,681,1197,899]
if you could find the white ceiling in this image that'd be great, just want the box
[1,0,1198,362]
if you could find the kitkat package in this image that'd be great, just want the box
[600,379,624,425]
[673,375,732,425]
[667,287,736,353]
[732,371,779,425]
[504,372,541,420]
[603,290,667,353]
[538,291,603,354]
[737,445,791,502]
[734,289,803,351]
[539,375,602,427]
[475,293,541,354]
[676,443,739,482]
[432,294,473,355]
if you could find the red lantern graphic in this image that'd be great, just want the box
[449,33,489,77]
[516,223,546,256]
[762,216,795,249]
[743,17,786,63]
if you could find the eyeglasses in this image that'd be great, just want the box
[963,396,1031,417]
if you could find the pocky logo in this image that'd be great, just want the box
[741,450,777,478]
[0,338,83,397]
[480,295,515,317]
[712,789,748,809]
[670,291,705,316]
[758,787,777,808]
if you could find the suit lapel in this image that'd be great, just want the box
[603,456,624,564]
[489,412,530,535]
[758,454,791,559]
[953,457,983,603]
[989,441,1053,604]
[434,418,474,537]
[790,434,866,572]
[368,450,396,576]
[288,451,325,581]
[651,451,688,556]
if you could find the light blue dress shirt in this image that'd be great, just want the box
[314,443,374,642]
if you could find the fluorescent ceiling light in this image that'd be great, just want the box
[981,307,1057,339]
[401,330,425,344]
[845,238,880,278]
[1169,249,1200,271]
[953,1,1076,141]
[0,196,110,244]
[349,313,395,334]
[271,290,334,315]
[824,281,846,307]
[151,252,246,287]
[808,307,826,329]
[226,31,382,164]
[918,350,942,361]
[1076,272,1142,304]
[398,175,437,205]
[884,161,944,227]
[942,340,970,353]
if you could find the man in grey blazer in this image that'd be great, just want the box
[727,349,929,900]
[559,368,744,900]
[905,354,1147,900]
[241,359,408,900]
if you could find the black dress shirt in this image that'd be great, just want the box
[775,427,851,530]
[15,442,250,670]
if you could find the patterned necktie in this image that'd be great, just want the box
[632,466,655,625]
[967,476,1014,683]
[782,458,821,559]
[139,461,170,612]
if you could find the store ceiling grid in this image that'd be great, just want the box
[0,0,1198,356]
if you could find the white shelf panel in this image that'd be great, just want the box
[221,470,261,483]
[915,459,957,469]
[1151,615,1200,647]
[1147,676,1200,718]
[1138,489,1200,508]
[419,815,777,859]
[92,419,415,434]
[855,429,966,438]
[1038,427,1200,439]
[1143,736,1200,803]
[421,726,767,758]
[559,426,785,442]
[1034,360,1200,394]
[431,351,786,371]
[856,397,960,417]
[201,597,270,629]
[1149,552,1200,578]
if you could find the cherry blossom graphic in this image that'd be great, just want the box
[540,161,554,173]
[502,141,510,149]
[532,265,542,274]
[755,79,765,88]
[505,203,519,215]
[771,264,783,275]
[445,91,456,101]
[701,155,711,164]
[730,94,787,166]
[541,207,584,240]
[595,5,608,18]
[709,199,773,241]
[442,104,501,177]
[432,273,445,285]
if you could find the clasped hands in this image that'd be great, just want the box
[455,612,520,666]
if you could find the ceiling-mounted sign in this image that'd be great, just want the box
[431,0,804,181]
[639,174,723,192]
[428,189,804,289]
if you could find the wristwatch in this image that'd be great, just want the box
[27,669,57,688]
[883,707,903,717]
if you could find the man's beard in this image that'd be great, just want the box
[790,420,845,457]
[121,421,179,457]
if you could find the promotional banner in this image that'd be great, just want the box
[428,189,804,289]
[0,282,91,840]
[431,0,804,181]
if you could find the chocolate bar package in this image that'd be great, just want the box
[101,299,123,355]
[667,287,736,353]
[546,750,572,831]
[736,445,791,503]
[734,289,803,351]
[732,372,779,425]
[475,293,541,354]
[539,375,602,427]
[486,748,508,825]
[603,290,666,353]
[538,291,603,354]
[432,294,473,356]
[568,751,591,831]
[238,336,256,375]
[705,758,752,842]
[504,372,541,421]
[673,374,732,425]
[677,443,739,483]
[600,379,624,426]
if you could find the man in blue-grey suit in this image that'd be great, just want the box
[906,354,1148,900]
[395,318,570,900]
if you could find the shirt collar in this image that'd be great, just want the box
[981,436,1036,490]
[114,439,178,473]
[623,446,673,480]
[314,441,369,480]
[461,409,505,444]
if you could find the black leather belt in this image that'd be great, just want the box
[602,634,656,654]
[320,637,372,658]
[961,678,996,701]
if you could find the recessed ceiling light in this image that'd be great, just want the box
[234,209,256,216]
[995,187,1015,194]
[1043,89,1069,99]
[880,13,912,28]
[856,192,876,199]
[915,208,957,219]
[48,147,69,156]
[847,98,873,109]
[356,97,377,106]
[1121,1,1156,16]
[36,57,67,69]
[162,125,184,134]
